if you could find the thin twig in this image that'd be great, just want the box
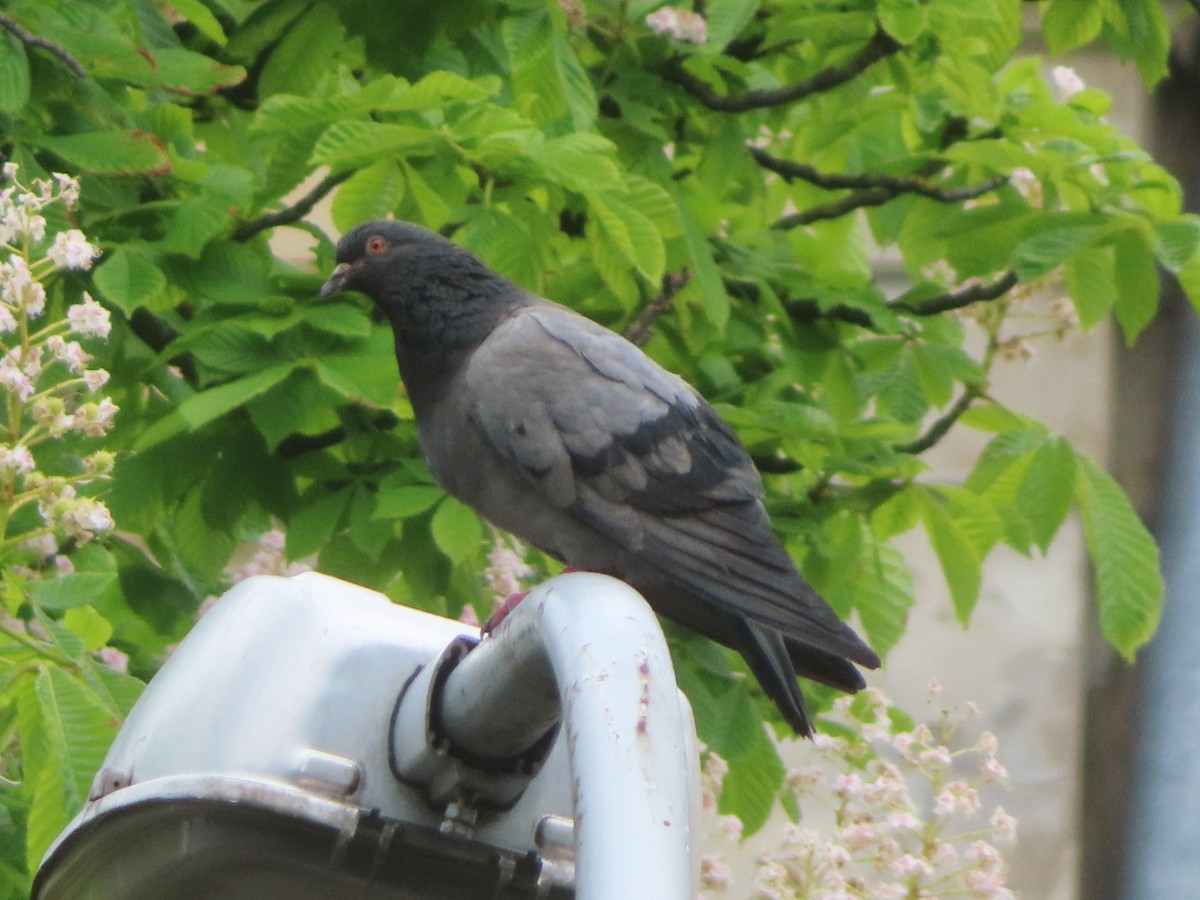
[750,148,1008,203]
[782,297,880,330]
[232,170,354,242]
[893,387,979,455]
[663,29,902,113]
[0,11,86,77]
[277,411,400,458]
[893,271,1019,316]
[773,188,895,229]
[752,453,803,474]
[624,269,692,346]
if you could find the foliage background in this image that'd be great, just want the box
[0,0,1191,892]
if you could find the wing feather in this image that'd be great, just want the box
[467,304,877,668]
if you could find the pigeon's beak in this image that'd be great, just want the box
[319,262,351,299]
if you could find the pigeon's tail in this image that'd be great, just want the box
[736,620,813,737]
[785,637,869,694]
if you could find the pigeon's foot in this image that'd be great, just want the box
[483,590,528,635]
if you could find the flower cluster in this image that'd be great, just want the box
[223,527,316,584]
[645,6,707,44]
[700,685,1017,899]
[484,531,534,601]
[0,164,115,564]
[1051,66,1085,103]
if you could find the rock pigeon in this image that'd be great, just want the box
[321,220,880,735]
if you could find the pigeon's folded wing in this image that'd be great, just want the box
[466,304,877,667]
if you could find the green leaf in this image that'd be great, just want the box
[676,199,728,329]
[38,131,170,175]
[35,667,120,816]
[25,746,68,877]
[1177,248,1200,315]
[394,71,500,111]
[188,325,279,374]
[84,663,145,718]
[134,365,293,450]
[535,134,621,193]
[879,0,929,43]
[288,488,354,560]
[302,303,372,338]
[163,0,227,44]
[850,535,914,659]
[872,485,922,539]
[92,248,169,316]
[553,33,598,131]
[1075,454,1162,660]
[586,190,665,284]
[162,198,232,258]
[245,370,334,451]
[704,0,761,49]
[311,122,439,171]
[178,366,294,429]
[1066,244,1118,329]
[1010,223,1107,282]
[959,402,1030,433]
[918,489,982,625]
[374,484,447,519]
[1016,436,1077,553]
[1113,227,1160,344]
[315,352,397,406]
[331,159,406,232]
[1110,0,1170,87]
[677,668,783,836]
[1042,0,1104,55]
[430,497,484,564]
[1151,218,1200,273]
[717,729,784,836]
[504,10,567,124]
[31,573,120,611]
[401,162,452,230]
[0,34,31,114]
[258,2,344,97]
[63,607,114,652]
[150,48,245,94]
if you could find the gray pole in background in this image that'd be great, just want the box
[1123,312,1200,899]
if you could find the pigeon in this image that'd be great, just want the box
[320,220,880,735]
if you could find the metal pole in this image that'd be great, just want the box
[392,572,699,900]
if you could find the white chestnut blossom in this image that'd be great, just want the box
[67,292,112,338]
[224,526,316,583]
[1052,65,1085,102]
[47,228,99,270]
[0,166,117,566]
[703,687,1017,899]
[645,6,707,43]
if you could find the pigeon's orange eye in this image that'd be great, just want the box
[366,235,387,255]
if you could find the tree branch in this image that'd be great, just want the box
[0,11,86,77]
[232,170,354,242]
[663,29,902,113]
[893,387,979,455]
[773,187,896,229]
[782,296,880,330]
[277,411,400,458]
[754,149,1008,230]
[624,269,692,346]
[751,453,803,474]
[892,271,1018,316]
[750,148,1008,202]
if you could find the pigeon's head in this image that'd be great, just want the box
[319,220,460,303]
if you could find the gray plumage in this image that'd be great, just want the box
[321,220,880,735]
